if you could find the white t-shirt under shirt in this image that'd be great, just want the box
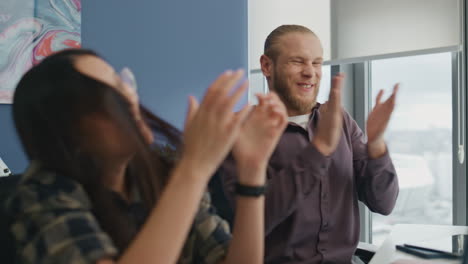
[288,114,310,130]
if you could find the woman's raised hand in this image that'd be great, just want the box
[232,92,288,185]
[181,69,251,182]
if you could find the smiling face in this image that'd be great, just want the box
[261,32,323,116]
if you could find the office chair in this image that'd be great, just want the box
[355,242,378,263]
[463,239,468,264]
[0,174,21,263]
[208,170,234,228]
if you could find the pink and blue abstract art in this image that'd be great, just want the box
[0,0,81,103]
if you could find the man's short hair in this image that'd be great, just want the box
[264,25,316,62]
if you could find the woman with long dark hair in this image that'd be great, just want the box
[6,49,288,264]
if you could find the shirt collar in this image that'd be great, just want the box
[287,102,322,127]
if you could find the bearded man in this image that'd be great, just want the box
[221,24,400,264]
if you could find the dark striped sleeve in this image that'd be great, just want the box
[5,174,118,264]
[192,192,231,264]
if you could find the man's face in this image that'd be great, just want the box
[266,32,323,116]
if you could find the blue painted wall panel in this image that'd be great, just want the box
[0,1,248,173]
[82,1,248,128]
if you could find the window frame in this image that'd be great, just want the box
[328,47,465,243]
[348,50,465,243]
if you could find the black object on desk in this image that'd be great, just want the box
[463,236,468,264]
[396,244,463,259]
[0,174,21,263]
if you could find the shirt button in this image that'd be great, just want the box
[323,222,329,228]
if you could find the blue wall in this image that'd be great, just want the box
[82,0,248,129]
[0,1,248,173]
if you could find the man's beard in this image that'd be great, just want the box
[272,68,317,115]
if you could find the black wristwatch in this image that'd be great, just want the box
[235,183,267,197]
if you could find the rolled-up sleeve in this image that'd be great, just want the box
[348,112,399,215]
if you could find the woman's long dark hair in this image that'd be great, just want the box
[12,49,181,251]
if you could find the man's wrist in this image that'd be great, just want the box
[368,139,387,159]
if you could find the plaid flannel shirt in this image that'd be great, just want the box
[5,163,231,264]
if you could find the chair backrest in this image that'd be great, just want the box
[464,241,468,264]
[0,175,21,263]
[208,170,234,229]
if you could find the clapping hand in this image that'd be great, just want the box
[312,73,345,156]
[232,92,288,185]
[181,70,251,182]
[366,84,399,158]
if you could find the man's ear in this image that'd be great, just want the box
[260,54,273,78]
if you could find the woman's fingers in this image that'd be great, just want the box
[197,69,248,120]
[252,92,288,129]
[202,70,233,106]
[233,103,253,128]
[224,79,249,112]
[184,96,200,130]
[206,69,244,108]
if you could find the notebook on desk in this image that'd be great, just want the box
[395,234,466,261]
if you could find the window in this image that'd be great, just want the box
[249,70,267,104]
[370,52,453,245]
[317,65,331,104]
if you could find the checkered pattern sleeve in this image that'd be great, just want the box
[5,172,118,264]
[180,192,231,264]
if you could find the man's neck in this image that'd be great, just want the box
[287,110,309,117]
[287,102,317,117]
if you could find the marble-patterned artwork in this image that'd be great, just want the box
[0,0,81,103]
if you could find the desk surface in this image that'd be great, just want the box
[369,224,468,264]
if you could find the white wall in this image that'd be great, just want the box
[248,0,331,70]
[331,0,461,61]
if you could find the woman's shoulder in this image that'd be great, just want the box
[4,164,119,264]
[5,165,91,215]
